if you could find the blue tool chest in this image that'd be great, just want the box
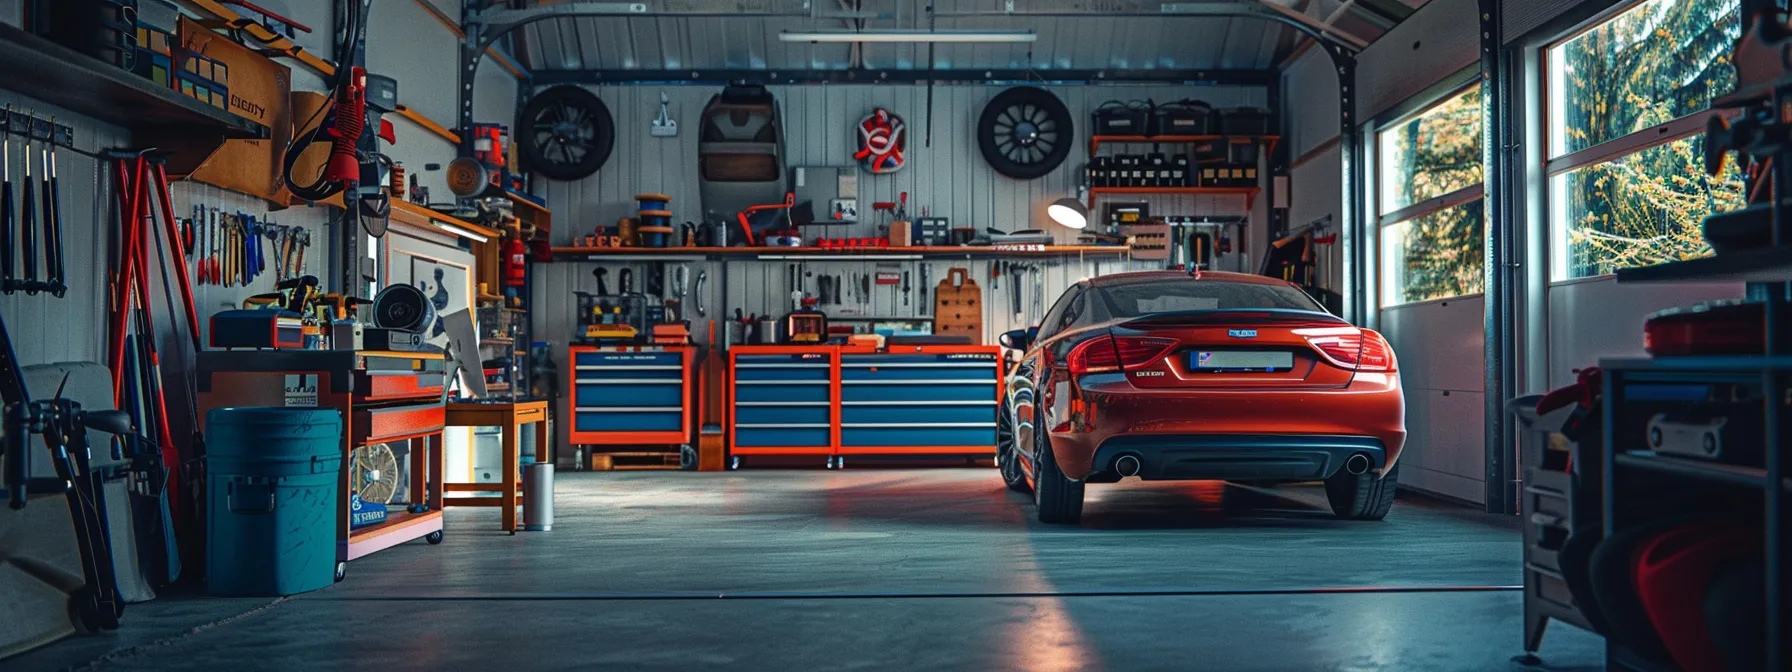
[568,346,691,443]
[838,352,1000,450]
[731,352,833,449]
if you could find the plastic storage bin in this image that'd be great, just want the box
[205,407,343,597]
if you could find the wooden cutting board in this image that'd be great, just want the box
[933,267,983,345]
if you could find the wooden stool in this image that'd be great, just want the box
[443,401,549,532]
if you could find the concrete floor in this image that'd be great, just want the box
[9,469,1605,671]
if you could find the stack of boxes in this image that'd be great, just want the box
[175,48,230,112]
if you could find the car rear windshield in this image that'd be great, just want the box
[1095,280,1325,317]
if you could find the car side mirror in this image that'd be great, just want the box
[999,328,1032,351]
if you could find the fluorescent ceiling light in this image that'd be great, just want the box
[779,30,1036,43]
[432,220,490,243]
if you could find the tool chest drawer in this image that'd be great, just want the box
[837,350,999,452]
[355,372,446,400]
[353,402,446,444]
[729,349,836,451]
[569,346,693,444]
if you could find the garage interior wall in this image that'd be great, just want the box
[529,83,1270,456]
[0,0,517,654]
[1282,48,1341,294]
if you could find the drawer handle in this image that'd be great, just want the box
[841,422,997,428]
[737,423,830,429]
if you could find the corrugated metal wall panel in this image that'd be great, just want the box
[529,82,1269,454]
[0,93,130,369]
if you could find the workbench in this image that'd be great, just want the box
[726,344,1002,466]
[197,350,448,573]
[443,400,548,532]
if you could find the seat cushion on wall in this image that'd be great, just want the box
[0,362,156,658]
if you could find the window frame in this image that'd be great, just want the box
[1370,75,1487,308]
[1538,0,1742,282]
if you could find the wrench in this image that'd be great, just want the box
[694,269,708,317]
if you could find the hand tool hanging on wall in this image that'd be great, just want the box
[919,265,931,315]
[42,130,64,297]
[1011,263,1024,321]
[647,261,666,298]
[19,130,36,294]
[618,267,634,295]
[694,270,708,317]
[594,267,610,296]
[1,129,13,294]
[902,269,911,306]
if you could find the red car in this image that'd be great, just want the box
[996,271,1405,524]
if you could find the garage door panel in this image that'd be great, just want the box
[1380,297,1485,393]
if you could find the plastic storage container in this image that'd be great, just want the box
[205,407,343,597]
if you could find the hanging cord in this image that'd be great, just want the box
[281,0,367,202]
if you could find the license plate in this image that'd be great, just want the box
[1191,351,1293,372]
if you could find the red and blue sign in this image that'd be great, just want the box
[855,109,907,174]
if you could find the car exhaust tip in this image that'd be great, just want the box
[1344,453,1371,475]
[1114,454,1142,478]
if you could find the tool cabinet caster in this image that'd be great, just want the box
[334,562,348,583]
[426,530,445,545]
[729,456,742,470]
[825,456,837,470]
[834,457,846,470]
[680,444,698,470]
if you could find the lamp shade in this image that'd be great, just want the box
[1047,197,1089,230]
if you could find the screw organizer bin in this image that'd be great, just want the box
[568,345,694,446]
[725,345,1002,461]
[728,346,837,456]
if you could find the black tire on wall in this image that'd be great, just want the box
[518,86,615,182]
[977,86,1074,180]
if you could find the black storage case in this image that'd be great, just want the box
[1153,101,1215,135]
[1092,101,1151,135]
[1219,107,1272,135]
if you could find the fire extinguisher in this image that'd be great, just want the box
[504,233,527,288]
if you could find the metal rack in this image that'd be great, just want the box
[1601,86,1792,672]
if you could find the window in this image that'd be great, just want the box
[1375,83,1485,306]
[1094,281,1324,317]
[1545,0,1744,280]
[1037,286,1083,340]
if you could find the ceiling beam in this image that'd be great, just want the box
[530,67,1277,87]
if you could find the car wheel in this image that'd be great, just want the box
[1033,428,1084,524]
[998,407,1031,493]
[1325,462,1399,521]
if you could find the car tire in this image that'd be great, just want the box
[998,408,1031,493]
[1033,430,1084,524]
[1325,462,1400,521]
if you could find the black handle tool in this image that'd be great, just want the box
[1,129,13,294]
[19,132,35,295]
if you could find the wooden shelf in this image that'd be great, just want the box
[504,189,552,232]
[1087,186,1260,209]
[1089,134,1279,154]
[547,245,1133,261]
[0,22,265,174]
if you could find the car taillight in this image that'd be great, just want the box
[1067,335,1177,375]
[1067,336,1120,374]
[1295,327,1396,372]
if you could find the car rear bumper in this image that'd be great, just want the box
[1089,434,1386,482]
[1050,372,1406,480]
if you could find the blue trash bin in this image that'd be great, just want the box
[205,407,343,596]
